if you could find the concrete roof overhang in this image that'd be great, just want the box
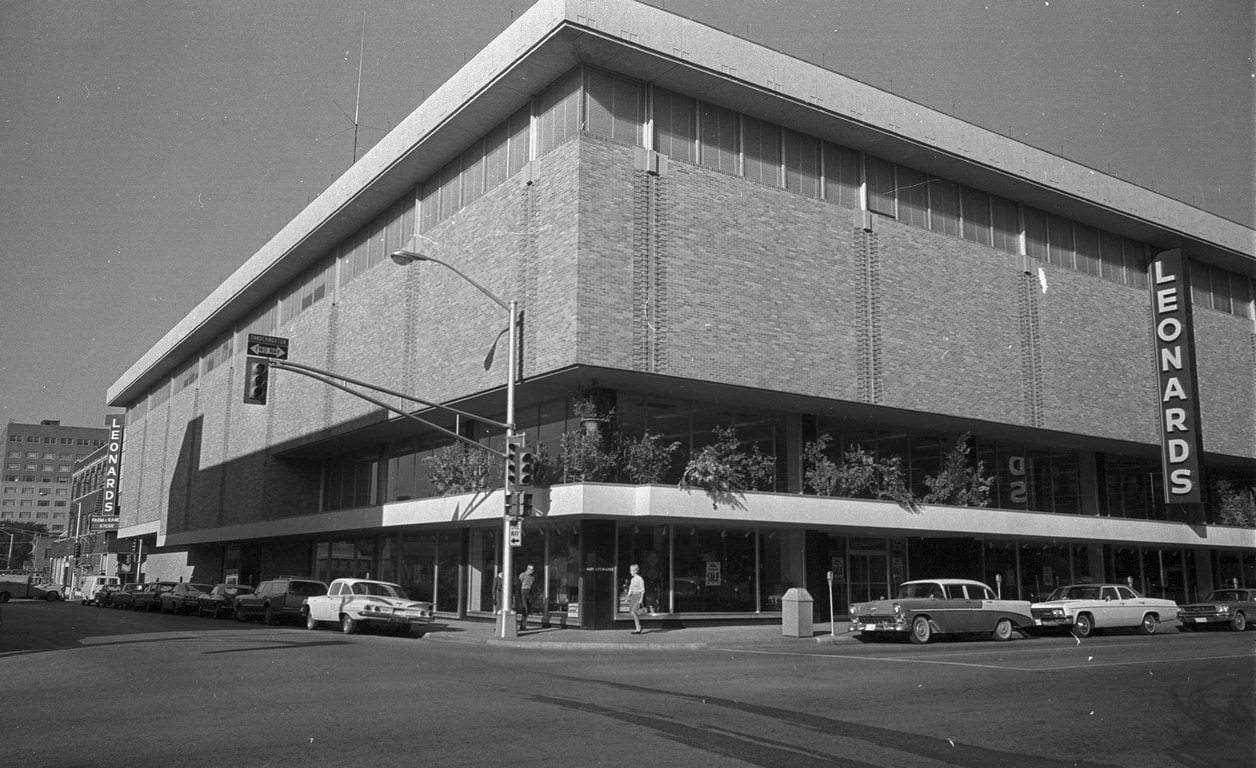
[107,0,1254,409]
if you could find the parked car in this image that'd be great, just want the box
[197,583,254,618]
[849,578,1034,644]
[159,582,213,614]
[234,577,327,625]
[80,575,120,606]
[304,578,434,635]
[30,582,65,601]
[93,584,123,607]
[1030,583,1179,638]
[131,581,177,612]
[109,583,146,609]
[1177,588,1256,632]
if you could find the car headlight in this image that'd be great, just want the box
[892,603,903,620]
[1217,605,1230,614]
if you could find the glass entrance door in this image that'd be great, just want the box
[848,551,890,604]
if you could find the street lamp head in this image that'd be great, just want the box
[389,248,430,267]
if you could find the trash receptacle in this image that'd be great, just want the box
[781,587,813,637]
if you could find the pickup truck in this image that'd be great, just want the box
[0,573,63,602]
[303,578,433,635]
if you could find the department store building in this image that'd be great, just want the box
[107,0,1255,627]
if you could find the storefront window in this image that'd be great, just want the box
[436,531,460,613]
[618,525,670,613]
[314,539,375,583]
[468,527,500,614]
[671,526,756,612]
[984,542,1018,599]
[1109,546,1143,593]
[544,524,580,617]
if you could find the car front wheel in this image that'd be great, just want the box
[264,606,277,626]
[909,616,932,644]
[1071,613,1095,638]
[1230,612,1247,632]
[992,618,1014,641]
[235,605,248,622]
[1138,614,1158,635]
[305,612,318,631]
[341,615,358,634]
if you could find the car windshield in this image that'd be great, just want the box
[1205,590,1244,602]
[225,586,253,596]
[1046,585,1101,600]
[351,582,408,599]
[189,584,212,592]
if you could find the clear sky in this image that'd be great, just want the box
[1,0,1252,429]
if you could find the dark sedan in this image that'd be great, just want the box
[93,584,123,607]
[131,582,176,612]
[197,583,254,619]
[1178,588,1255,632]
[160,583,213,615]
[108,584,146,610]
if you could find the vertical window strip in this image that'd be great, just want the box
[1073,223,1100,276]
[536,68,581,157]
[698,101,738,174]
[584,68,643,146]
[896,166,928,228]
[783,128,819,198]
[990,196,1019,255]
[1046,214,1074,269]
[653,88,696,164]
[822,142,860,209]
[865,155,895,216]
[1124,240,1148,290]
[928,178,960,237]
[1098,231,1125,284]
[741,114,780,186]
[484,122,509,189]
[960,187,991,246]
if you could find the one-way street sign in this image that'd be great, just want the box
[247,333,289,360]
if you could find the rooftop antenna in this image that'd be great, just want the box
[352,10,366,164]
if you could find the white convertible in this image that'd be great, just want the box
[303,578,434,636]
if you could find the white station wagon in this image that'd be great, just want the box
[303,578,434,636]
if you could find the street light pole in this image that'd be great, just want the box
[391,242,520,639]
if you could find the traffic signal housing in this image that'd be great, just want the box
[243,356,270,405]
[506,440,521,486]
[517,451,535,487]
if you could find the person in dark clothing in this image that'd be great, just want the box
[516,564,536,630]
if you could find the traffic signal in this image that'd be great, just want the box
[517,451,535,487]
[73,541,81,558]
[520,492,534,516]
[243,356,270,405]
[506,440,521,486]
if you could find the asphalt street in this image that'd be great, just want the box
[2,599,1252,768]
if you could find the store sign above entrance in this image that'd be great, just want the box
[1149,249,1204,505]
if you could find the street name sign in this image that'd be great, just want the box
[246,334,289,360]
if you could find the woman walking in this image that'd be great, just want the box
[627,563,646,634]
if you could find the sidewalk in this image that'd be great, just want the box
[422,616,858,651]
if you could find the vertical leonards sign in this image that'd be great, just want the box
[102,414,125,515]
[1149,249,1204,505]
